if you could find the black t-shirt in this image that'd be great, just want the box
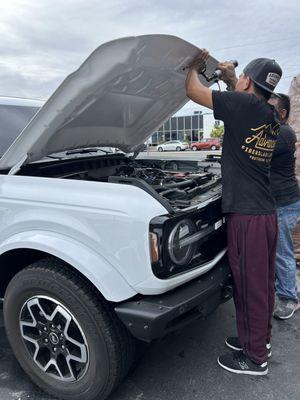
[270,124,300,207]
[212,90,280,214]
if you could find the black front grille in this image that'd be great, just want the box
[190,225,226,266]
[150,197,227,279]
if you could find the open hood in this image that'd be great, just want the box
[0,34,218,171]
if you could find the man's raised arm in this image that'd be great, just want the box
[185,50,238,109]
[185,49,213,109]
[185,68,213,109]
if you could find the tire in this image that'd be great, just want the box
[211,145,217,150]
[176,146,181,151]
[192,146,198,151]
[3,258,136,400]
[158,147,163,152]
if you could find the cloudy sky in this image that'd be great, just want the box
[0,0,299,132]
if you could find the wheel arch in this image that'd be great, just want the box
[0,232,137,302]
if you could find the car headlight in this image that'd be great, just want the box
[168,219,197,266]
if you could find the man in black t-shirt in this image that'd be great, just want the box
[186,52,282,375]
[269,93,300,319]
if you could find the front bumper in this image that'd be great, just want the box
[115,257,232,342]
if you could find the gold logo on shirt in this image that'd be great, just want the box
[242,123,280,163]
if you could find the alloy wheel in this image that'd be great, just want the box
[19,296,89,382]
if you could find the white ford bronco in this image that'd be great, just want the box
[0,35,231,400]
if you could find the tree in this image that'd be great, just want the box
[210,123,224,139]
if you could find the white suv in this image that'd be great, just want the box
[0,35,230,400]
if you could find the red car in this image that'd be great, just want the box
[191,138,221,151]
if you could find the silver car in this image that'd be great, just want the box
[157,140,189,152]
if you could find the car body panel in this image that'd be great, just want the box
[0,172,226,300]
[135,248,226,294]
[0,35,218,171]
[0,230,137,302]
[0,174,169,300]
[191,139,221,150]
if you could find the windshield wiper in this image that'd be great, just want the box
[66,148,112,155]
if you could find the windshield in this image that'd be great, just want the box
[0,104,40,157]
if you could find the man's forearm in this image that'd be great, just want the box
[185,68,213,109]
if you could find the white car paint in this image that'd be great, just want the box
[0,35,222,303]
[0,174,165,300]
[0,173,225,300]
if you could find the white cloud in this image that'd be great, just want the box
[0,0,299,107]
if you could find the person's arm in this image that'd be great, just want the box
[185,49,213,109]
[185,68,213,109]
[186,70,243,122]
[185,51,238,108]
[217,61,238,91]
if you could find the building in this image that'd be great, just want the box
[150,111,204,145]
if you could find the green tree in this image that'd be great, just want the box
[210,123,224,139]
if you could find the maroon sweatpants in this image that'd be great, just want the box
[227,213,278,364]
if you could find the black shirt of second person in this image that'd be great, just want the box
[270,123,300,207]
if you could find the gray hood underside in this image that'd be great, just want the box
[0,34,218,170]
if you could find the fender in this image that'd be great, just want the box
[0,230,137,302]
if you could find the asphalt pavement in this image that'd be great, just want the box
[0,275,299,400]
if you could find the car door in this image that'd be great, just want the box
[167,141,174,151]
[203,140,210,149]
[173,141,181,150]
[198,141,205,150]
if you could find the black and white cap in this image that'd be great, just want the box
[243,58,282,94]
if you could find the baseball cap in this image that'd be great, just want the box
[243,58,282,94]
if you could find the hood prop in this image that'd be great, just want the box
[8,154,28,175]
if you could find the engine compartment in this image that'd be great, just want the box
[18,153,222,211]
[108,161,221,209]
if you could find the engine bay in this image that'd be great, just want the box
[108,160,221,209]
[19,154,222,211]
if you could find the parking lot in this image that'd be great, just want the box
[0,284,299,400]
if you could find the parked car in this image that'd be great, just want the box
[0,35,230,400]
[191,138,221,151]
[157,140,189,152]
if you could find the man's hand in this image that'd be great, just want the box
[217,61,238,91]
[186,49,209,72]
[185,49,212,110]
